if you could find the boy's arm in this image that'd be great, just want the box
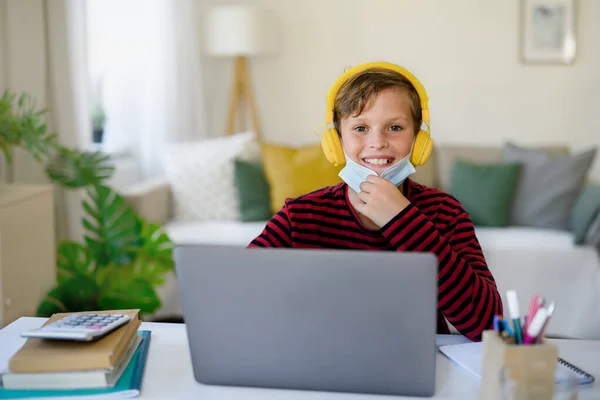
[248,203,293,248]
[380,203,503,342]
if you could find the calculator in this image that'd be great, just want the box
[20,313,132,341]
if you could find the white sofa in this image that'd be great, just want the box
[122,144,600,340]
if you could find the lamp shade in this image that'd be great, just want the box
[205,5,277,56]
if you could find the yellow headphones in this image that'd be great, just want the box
[320,61,433,168]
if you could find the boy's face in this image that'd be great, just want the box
[339,87,415,176]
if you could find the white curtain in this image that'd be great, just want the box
[2,0,207,239]
[45,0,92,241]
[86,0,209,178]
[0,0,87,241]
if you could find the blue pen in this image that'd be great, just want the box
[501,319,514,337]
[493,315,500,332]
[507,290,523,344]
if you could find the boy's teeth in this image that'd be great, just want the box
[365,159,390,165]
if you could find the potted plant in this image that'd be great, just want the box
[92,99,106,145]
[91,79,106,146]
[0,89,175,317]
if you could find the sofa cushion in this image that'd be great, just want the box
[449,160,522,227]
[234,159,274,222]
[584,213,600,248]
[260,142,342,213]
[571,184,600,245]
[502,143,597,231]
[165,220,267,246]
[474,226,576,250]
[436,144,569,192]
[161,131,258,222]
[436,146,505,191]
[164,221,579,250]
[479,238,600,340]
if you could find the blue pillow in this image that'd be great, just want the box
[571,184,600,245]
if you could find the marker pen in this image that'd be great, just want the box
[507,290,523,344]
[523,307,549,345]
[536,301,555,343]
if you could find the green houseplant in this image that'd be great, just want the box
[0,89,175,317]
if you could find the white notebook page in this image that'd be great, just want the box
[438,342,593,384]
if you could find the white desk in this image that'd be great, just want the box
[1,318,599,399]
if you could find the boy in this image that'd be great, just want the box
[248,62,503,342]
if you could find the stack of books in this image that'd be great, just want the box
[0,310,151,399]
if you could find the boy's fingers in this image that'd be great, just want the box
[366,174,385,184]
[359,180,374,193]
[357,191,369,204]
[353,200,365,215]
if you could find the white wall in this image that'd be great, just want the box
[198,0,600,181]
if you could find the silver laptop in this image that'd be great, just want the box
[174,244,438,397]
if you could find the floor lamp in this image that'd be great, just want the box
[205,6,277,138]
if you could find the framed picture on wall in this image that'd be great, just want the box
[520,0,577,64]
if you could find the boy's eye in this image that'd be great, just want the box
[390,125,403,132]
[354,126,367,132]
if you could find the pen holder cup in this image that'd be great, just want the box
[480,330,562,400]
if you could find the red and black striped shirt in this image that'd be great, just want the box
[248,179,503,341]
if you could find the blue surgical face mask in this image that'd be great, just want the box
[338,152,416,193]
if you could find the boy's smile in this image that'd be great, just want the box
[362,156,395,167]
[339,87,414,176]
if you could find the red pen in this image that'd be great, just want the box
[525,294,538,331]
[525,295,543,333]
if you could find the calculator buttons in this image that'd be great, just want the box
[20,313,133,341]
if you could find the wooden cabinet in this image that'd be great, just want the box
[0,184,56,327]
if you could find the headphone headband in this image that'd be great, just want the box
[325,61,430,125]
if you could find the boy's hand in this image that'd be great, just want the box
[355,175,411,228]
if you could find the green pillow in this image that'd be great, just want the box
[234,159,273,222]
[449,160,523,227]
[571,184,600,244]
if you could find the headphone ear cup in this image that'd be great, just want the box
[410,130,433,167]
[321,128,346,167]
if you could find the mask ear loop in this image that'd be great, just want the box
[407,130,419,159]
[313,122,334,138]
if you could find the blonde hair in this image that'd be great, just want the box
[333,68,422,135]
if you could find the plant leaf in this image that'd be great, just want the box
[124,220,175,285]
[37,275,100,317]
[98,271,161,314]
[95,263,122,289]
[56,241,96,284]
[83,184,141,266]
[36,286,68,317]
[129,258,167,286]
[0,89,56,165]
[45,148,114,188]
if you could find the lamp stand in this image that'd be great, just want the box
[226,56,261,138]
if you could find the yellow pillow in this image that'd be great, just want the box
[260,142,343,213]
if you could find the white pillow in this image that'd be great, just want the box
[161,131,257,221]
